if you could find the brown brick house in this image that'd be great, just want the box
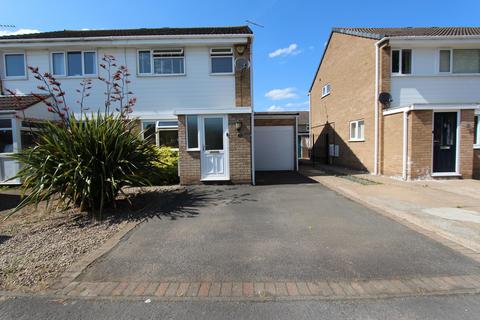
[309,27,480,180]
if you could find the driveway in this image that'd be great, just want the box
[78,173,480,283]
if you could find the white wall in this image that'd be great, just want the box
[1,46,236,119]
[390,47,480,107]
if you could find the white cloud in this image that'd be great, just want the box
[265,100,309,112]
[267,105,285,112]
[0,28,41,36]
[265,87,298,100]
[285,100,309,108]
[268,43,302,58]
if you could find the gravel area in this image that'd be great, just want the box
[0,185,182,292]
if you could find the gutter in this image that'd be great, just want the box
[0,33,253,44]
[402,110,409,180]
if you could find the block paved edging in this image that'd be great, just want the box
[300,168,480,265]
[46,274,480,301]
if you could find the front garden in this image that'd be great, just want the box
[0,55,180,292]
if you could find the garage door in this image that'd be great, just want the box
[254,126,295,171]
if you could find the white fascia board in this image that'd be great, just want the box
[390,37,480,47]
[383,103,480,115]
[174,107,252,115]
[254,114,298,119]
[0,36,250,49]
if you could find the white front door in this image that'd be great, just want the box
[201,115,229,181]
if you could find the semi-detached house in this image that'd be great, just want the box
[0,26,300,185]
[310,27,480,180]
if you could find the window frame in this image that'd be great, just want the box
[437,48,453,74]
[137,48,186,77]
[474,114,480,149]
[391,48,413,75]
[186,115,200,151]
[3,52,27,79]
[51,50,98,78]
[451,49,480,75]
[209,47,234,75]
[0,118,15,154]
[349,119,365,142]
[156,120,179,150]
[321,83,331,98]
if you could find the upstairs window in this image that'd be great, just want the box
[138,49,185,75]
[210,48,233,74]
[4,53,25,78]
[322,83,331,97]
[439,49,452,73]
[349,120,365,141]
[452,49,480,74]
[392,49,412,74]
[52,51,97,77]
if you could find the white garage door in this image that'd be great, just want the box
[254,126,295,171]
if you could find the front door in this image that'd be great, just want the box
[201,115,229,181]
[433,112,457,173]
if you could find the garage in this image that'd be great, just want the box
[254,112,298,171]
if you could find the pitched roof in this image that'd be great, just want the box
[0,95,48,111]
[0,26,253,40]
[333,27,480,39]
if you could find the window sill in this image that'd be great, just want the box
[3,76,27,80]
[474,144,480,149]
[431,172,461,177]
[321,93,330,99]
[210,72,234,76]
[349,139,365,142]
[54,75,98,79]
[186,148,200,152]
[137,73,186,78]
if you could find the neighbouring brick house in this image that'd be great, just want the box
[0,26,260,185]
[310,27,480,180]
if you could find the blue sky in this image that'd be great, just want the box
[2,0,480,111]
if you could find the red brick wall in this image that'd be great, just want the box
[408,110,433,179]
[229,113,252,183]
[178,115,201,184]
[459,110,474,179]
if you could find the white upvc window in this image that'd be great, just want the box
[438,49,452,73]
[3,52,26,79]
[210,48,234,74]
[321,83,331,97]
[141,120,179,149]
[349,120,365,141]
[391,49,412,75]
[0,119,14,153]
[452,49,480,74]
[186,115,199,150]
[51,50,97,77]
[137,49,185,75]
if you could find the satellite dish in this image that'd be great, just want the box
[378,92,392,106]
[235,57,250,72]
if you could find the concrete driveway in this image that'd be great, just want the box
[78,173,480,283]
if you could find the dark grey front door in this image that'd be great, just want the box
[433,112,457,173]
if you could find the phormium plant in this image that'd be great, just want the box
[6,55,162,220]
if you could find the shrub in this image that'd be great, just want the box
[5,55,164,220]
[11,114,157,219]
[150,146,179,185]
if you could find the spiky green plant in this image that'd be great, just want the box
[9,113,157,220]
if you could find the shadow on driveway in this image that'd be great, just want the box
[255,171,319,185]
